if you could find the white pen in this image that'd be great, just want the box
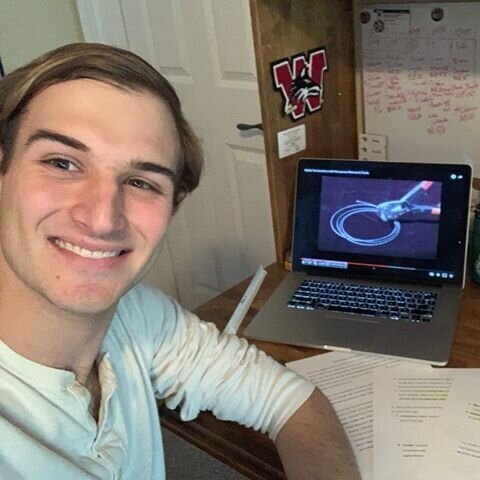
[223,265,268,335]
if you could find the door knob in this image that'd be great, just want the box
[236,123,263,131]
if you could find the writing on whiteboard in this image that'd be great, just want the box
[363,25,479,136]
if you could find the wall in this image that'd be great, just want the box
[0,0,83,73]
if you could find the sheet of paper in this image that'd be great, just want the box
[277,124,306,158]
[287,352,430,480]
[373,368,470,480]
[358,133,388,161]
[417,373,480,480]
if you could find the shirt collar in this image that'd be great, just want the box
[0,337,76,390]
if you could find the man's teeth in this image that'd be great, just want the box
[54,239,121,259]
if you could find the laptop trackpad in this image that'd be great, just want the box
[321,314,379,349]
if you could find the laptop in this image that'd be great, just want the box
[244,158,472,365]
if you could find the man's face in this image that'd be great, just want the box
[0,79,180,317]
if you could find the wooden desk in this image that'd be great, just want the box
[158,263,480,479]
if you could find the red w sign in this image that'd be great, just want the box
[271,48,328,121]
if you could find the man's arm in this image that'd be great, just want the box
[275,389,361,480]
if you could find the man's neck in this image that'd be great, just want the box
[0,268,114,385]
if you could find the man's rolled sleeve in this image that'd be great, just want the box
[149,299,315,441]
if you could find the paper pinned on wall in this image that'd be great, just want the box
[277,124,306,159]
[358,133,388,161]
[371,8,411,35]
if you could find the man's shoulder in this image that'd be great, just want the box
[101,284,184,364]
[109,283,201,356]
[120,282,171,307]
[115,282,180,323]
[109,283,177,341]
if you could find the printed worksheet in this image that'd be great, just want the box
[417,374,480,480]
[287,352,430,480]
[373,368,470,480]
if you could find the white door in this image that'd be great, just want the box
[76,0,275,309]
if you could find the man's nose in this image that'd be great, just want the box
[70,178,127,239]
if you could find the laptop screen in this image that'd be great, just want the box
[292,159,472,285]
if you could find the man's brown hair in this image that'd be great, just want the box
[0,42,203,207]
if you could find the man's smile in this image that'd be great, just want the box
[50,237,128,259]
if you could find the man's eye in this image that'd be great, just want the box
[45,158,78,171]
[128,178,157,191]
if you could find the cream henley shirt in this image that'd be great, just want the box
[0,283,315,479]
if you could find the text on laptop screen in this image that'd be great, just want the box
[292,159,471,284]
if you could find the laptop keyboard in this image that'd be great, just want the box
[288,280,438,323]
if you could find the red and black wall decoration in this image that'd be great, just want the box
[271,47,328,121]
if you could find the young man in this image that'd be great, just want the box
[0,43,360,479]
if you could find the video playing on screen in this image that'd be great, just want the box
[317,177,442,260]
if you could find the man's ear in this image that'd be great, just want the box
[172,189,188,215]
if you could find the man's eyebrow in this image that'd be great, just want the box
[130,160,177,181]
[25,130,177,180]
[26,129,90,152]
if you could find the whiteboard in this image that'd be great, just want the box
[360,3,480,177]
